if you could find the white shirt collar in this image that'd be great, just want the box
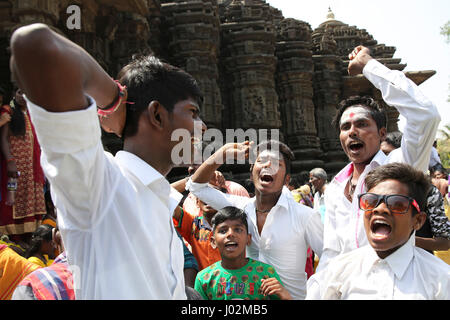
[115,151,166,187]
[366,233,415,280]
[115,151,183,210]
[333,149,387,184]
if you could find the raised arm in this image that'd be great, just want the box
[191,141,252,184]
[349,46,440,172]
[10,23,116,112]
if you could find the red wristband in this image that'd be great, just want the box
[97,80,130,118]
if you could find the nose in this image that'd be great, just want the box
[199,119,207,134]
[372,199,390,215]
[348,124,358,138]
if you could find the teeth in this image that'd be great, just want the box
[373,220,390,226]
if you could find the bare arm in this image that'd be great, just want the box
[191,141,252,184]
[10,23,116,113]
[0,123,18,178]
[415,237,450,252]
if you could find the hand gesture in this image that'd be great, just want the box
[260,277,292,300]
[348,45,373,76]
[209,170,226,189]
[217,141,253,165]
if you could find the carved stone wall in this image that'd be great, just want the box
[275,18,323,177]
[160,0,223,129]
[0,1,436,182]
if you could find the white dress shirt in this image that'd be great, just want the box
[306,235,450,300]
[319,59,441,270]
[26,95,186,300]
[186,180,323,300]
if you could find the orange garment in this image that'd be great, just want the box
[0,244,40,300]
[174,209,221,271]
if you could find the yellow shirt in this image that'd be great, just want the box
[27,255,53,268]
[0,245,40,300]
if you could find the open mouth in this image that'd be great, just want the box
[348,141,364,152]
[260,174,274,183]
[224,241,239,251]
[370,219,392,239]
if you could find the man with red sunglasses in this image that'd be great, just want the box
[306,163,450,300]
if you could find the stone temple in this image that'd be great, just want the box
[0,0,435,183]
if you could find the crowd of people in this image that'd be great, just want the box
[0,23,449,300]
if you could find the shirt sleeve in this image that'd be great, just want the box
[176,208,195,243]
[317,184,341,271]
[363,59,440,173]
[304,208,324,258]
[425,186,450,239]
[25,95,112,230]
[186,178,250,211]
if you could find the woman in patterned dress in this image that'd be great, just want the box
[0,88,46,243]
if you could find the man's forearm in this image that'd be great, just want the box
[10,23,116,112]
[415,236,450,251]
[191,151,224,184]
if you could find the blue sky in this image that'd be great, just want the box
[266,0,450,137]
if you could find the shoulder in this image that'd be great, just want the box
[250,259,278,276]
[414,247,450,274]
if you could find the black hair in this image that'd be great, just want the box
[333,96,387,132]
[430,164,448,179]
[212,206,248,233]
[384,131,403,149]
[25,224,53,258]
[288,176,301,189]
[117,55,203,138]
[253,139,295,174]
[365,163,431,215]
[9,97,26,137]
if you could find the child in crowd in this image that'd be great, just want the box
[306,163,450,299]
[194,206,291,300]
[173,185,226,271]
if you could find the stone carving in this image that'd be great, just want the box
[0,1,436,181]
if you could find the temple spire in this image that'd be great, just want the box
[326,6,335,20]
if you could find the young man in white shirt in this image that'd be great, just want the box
[186,140,323,300]
[318,46,441,270]
[10,23,206,299]
[306,163,450,300]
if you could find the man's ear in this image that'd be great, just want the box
[210,235,217,250]
[147,100,167,130]
[284,173,291,186]
[413,211,427,231]
[379,127,387,143]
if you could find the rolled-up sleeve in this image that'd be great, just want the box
[26,95,107,229]
[186,178,250,210]
[363,59,441,173]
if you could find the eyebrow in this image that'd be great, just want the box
[340,115,371,127]
[188,101,201,113]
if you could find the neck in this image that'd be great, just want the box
[221,257,248,270]
[123,139,172,176]
[254,190,281,212]
[352,162,369,182]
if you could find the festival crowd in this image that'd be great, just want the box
[0,23,449,300]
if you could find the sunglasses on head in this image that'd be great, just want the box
[358,193,420,214]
